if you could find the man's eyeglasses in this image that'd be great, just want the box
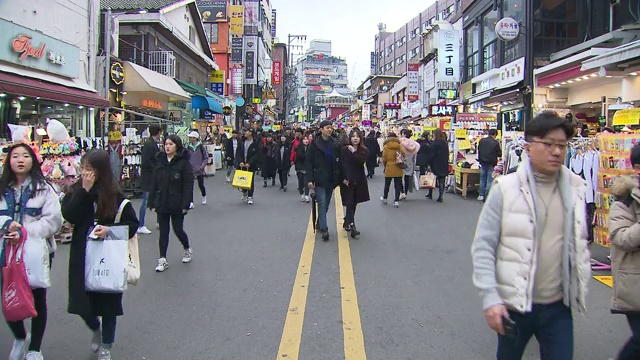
[529,140,569,152]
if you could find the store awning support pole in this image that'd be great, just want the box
[103,7,111,147]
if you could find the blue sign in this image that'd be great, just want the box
[236,97,245,106]
[202,109,215,120]
[210,82,224,95]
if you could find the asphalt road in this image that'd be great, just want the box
[0,172,628,360]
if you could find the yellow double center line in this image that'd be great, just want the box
[276,190,367,360]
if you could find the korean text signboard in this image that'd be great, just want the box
[231,38,243,63]
[407,63,420,101]
[0,19,79,79]
[244,0,259,36]
[198,1,227,23]
[495,17,520,41]
[230,5,244,35]
[437,29,460,83]
[429,105,457,117]
[231,67,243,94]
[244,36,257,85]
[272,61,282,85]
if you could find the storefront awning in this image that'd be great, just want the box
[0,71,109,107]
[175,79,207,96]
[468,91,492,104]
[581,40,640,71]
[191,96,223,114]
[124,62,190,101]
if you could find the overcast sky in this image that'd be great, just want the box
[272,0,437,89]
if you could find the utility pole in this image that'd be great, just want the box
[285,34,306,124]
[103,7,111,147]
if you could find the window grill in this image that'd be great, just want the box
[148,51,176,77]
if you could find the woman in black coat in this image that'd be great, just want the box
[416,131,431,175]
[148,135,194,272]
[364,130,380,178]
[427,128,450,203]
[294,138,310,201]
[62,149,138,358]
[274,135,292,191]
[261,133,277,187]
[340,129,370,238]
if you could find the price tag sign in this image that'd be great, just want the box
[455,167,461,184]
[273,125,282,131]
[458,139,472,150]
[455,129,467,139]
[497,130,502,139]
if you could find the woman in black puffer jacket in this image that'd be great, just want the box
[148,135,194,272]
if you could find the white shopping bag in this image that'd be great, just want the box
[23,236,50,288]
[112,199,141,286]
[84,225,128,293]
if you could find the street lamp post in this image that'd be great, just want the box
[103,7,112,146]
[285,34,306,124]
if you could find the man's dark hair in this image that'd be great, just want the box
[149,124,161,137]
[488,129,497,136]
[524,111,574,141]
[295,128,304,134]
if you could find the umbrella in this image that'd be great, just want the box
[310,190,317,233]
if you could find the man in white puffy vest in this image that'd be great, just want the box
[471,111,592,360]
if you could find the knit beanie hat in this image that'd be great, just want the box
[631,144,640,166]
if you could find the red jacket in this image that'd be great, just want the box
[290,138,302,163]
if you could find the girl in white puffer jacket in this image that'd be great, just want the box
[1,143,63,360]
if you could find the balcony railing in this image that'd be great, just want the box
[148,51,176,78]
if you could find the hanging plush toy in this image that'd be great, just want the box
[50,159,64,180]
[46,119,70,143]
[8,124,32,143]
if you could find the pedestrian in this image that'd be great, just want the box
[137,124,160,235]
[187,131,208,206]
[306,120,341,241]
[364,130,380,178]
[61,149,139,360]
[290,128,304,166]
[235,129,260,205]
[148,135,194,272]
[608,144,640,360]
[477,128,502,202]
[261,133,277,187]
[416,131,431,176]
[399,129,420,200]
[225,130,240,183]
[427,128,450,203]
[295,136,310,202]
[380,132,404,208]
[3,143,62,360]
[275,134,292,191]
[340,128,370,238]
[471,111,591,360]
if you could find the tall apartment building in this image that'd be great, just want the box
[294,40,349,112]
[374,0,456,77]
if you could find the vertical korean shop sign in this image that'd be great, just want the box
[271,9,277,37]
[272,61,282,85]
[244,0,259,36]
[231,37,243,63]
[210,70,225,95]
[231,66,243,94]
[437,29,460,82]
[407,63,420,101]
[244,36,257,85]
[230,5,244,35]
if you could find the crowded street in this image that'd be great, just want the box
[0,175,625,360]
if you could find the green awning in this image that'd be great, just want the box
[174,79,207,96]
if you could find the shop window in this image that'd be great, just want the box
[188,26,196,44]
[466,24,480,79]
[483,9,498,72]
[532,0,580,56]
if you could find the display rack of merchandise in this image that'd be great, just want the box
[120,130,143,198]
[593,134,640,270]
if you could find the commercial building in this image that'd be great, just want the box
[0,0,108,138]
[271,42,288,122]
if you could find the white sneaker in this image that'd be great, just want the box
[182,248,193,263]
[189,202,195,209]
[98,348,112,360]
[380,197,387,204]
[155,222,159,229]
[478,195,485,201]
[91,328,101,352]
[393,201,399,208]
[400,193,407,200]
[247,197,254,205]
[9,334,30,360]
[226,177,231,183]
[305,195,310,203]
[137,226,152,235]
[300,194,306,202]
[201,196,207,205]
[25,351,44,360]
[241,193,248,202]
[155,258,169,272]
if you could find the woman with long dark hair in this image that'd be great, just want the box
[364,130,380,178]
[427,128,450,203]
[2,144,62,360]
[148,135,193,272]
[62,149,138,360]
[340,128,370,237]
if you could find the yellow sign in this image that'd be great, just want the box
[230,5,244,35]
[593,275,613,288]
[442,121,451,130]
[612,108,640,126]
[497,130,502,139]
[273,125,282,131]
[455,129,467,139]
[458,139,471,150]
[210,70,224,83]
[223,126,233,134]
[454,168,461,184]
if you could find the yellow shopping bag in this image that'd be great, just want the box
[232,170,253,190]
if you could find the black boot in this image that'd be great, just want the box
[350,223,360,238]
[322,231,330,241]
[426,190,433,199]
[343,222,352,231]
[272,178,276,186]
[263,180,268,187]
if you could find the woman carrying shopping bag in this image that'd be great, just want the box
[62,149,138,360]
[339,128,370,238]
[380,133,405,208]
[1,143,62,360]
[148,135,194,273]
[399,129,420,200]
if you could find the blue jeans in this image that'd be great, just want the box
[618,314,640,360]
[497,301,573,360]
[314,186,333,233]
[479,165,495,198]
[138,191,149,228]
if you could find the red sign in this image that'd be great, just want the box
[142,99,163,109]
[12,35,46,61]
[272,61,282,85]
[407,63,420,71]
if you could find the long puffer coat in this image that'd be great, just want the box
[148,149,194,214]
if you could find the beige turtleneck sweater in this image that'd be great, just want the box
[532,172,564,304]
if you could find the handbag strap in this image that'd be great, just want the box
[114,199,130,224]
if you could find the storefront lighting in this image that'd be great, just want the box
[582,76,590,80]
[591,73,598,77]
[567,80,574,84]
[549,85,554,88]
[555,84,561,87]
[631,72,638,76]
[606,75,613,78]
[18,96,25,101]
[78,105,84,109]
[138,8,148,14]
[575,78,582,82]
[35,128,47,136]
[561,82,567,85]
[35,97,40,100]
[0,93,6,97]
[63,103,69,107]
